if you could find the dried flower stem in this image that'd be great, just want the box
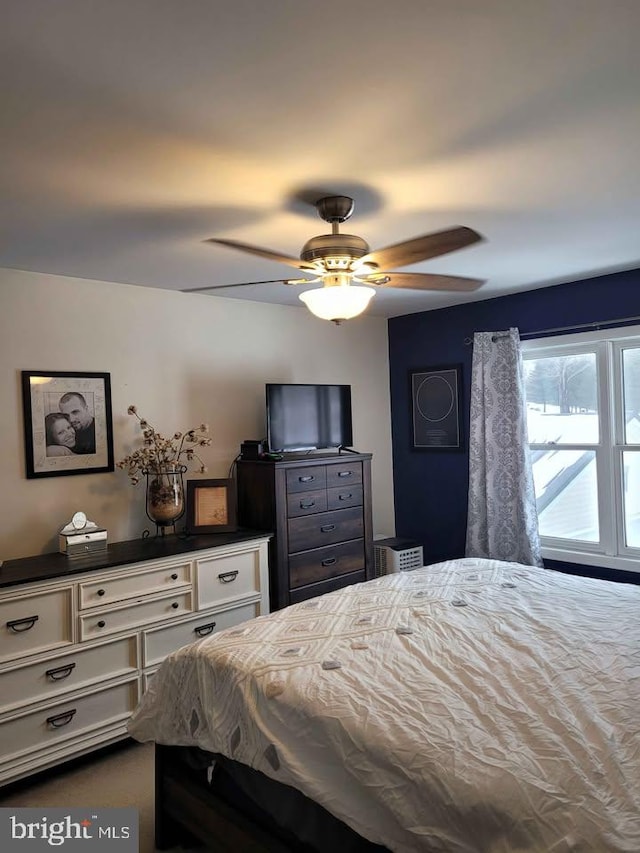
[117,405,212,485]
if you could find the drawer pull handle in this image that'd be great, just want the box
[320,524,336,533]
[46,662,76,681]
[171,602,180,609]
[218,570,239,584]
[171,573,178,580]
[321,557,337,567]
[194,622,216,637]
[300,501,315,509]
[298,475,315,483]
[97,620,106,628]
[338,471,353,478]
[339,493,353,501]
[46,709,77,729]
[7,615,39,633]
[97,589,105,596]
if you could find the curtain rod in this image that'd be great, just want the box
[464,313,640,345]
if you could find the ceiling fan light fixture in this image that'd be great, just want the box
[299,281,375,323]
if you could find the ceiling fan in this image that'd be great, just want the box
[183,196,485,323]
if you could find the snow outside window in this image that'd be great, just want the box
[522,326,640,575]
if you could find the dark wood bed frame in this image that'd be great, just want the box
[154,744,388,853]
[155,744,305,853]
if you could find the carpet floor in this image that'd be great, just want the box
[0,739,200,852]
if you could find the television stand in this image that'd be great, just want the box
[338,445,360,454]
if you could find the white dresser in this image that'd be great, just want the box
[0,532,270,786]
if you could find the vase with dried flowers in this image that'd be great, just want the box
[117,406,212,533]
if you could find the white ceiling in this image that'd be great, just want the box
[1,0,639,318]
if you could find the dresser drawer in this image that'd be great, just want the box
[289,570,366,604]
[0,678,139,765]
[1,589,73,664]
[79,561,191,609]
[326,484,363,511]
[143,601,259,667]
[0,635,138,714]
[287,488,327,518]
[286,466,327,493]
[289,539,365,589]
[288,507,363,553]
[79,590,192,641]
[326,462,362,488]
[196,549,261,608]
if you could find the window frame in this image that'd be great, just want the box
[613,339,640,558]
[522,324,640,575]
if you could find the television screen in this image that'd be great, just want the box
[266,384,353,452]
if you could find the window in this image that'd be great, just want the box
[522,326,640,573]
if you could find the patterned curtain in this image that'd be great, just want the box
[465,328,542,566]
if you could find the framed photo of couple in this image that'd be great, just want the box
[21,370,114,479]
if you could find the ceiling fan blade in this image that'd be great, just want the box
[361,226,484,270]
[181,275,320,294]
[375,272,485,292]
[181,279,291,293]
[205,238,315,272]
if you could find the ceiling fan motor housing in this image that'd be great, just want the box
[301,233,370,268]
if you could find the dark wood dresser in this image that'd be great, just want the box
[237,453,374,609]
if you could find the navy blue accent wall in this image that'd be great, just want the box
[387,268,640,581]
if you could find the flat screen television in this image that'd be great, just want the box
[266,384,353,453]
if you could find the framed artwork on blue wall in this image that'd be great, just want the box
[409,364,463,451]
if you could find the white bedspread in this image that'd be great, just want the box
[128,559,640,852]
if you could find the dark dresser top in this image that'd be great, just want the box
[0,529,272,589]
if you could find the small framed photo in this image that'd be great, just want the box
[410,364,463,451]
[21,370,114,478]
[186,478,237,534]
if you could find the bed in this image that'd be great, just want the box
[128,558,640,852]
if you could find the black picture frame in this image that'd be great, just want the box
[186,478,237,534]
[21,370,114,478]
[410,364,463,451]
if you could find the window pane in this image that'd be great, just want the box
[622,348,640,445]
[531,449,599,542]
[622,450,640,548]
[524,354,599,444]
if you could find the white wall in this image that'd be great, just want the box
[0,268,395,560]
